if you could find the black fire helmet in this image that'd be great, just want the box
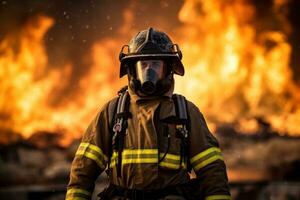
[119,27,185,78]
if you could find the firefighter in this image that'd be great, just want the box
[66,28,231,200]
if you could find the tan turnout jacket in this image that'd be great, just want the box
[66,86,231,200]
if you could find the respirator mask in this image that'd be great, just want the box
[135,60,165,95]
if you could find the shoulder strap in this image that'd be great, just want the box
[172,94,189,134]
[108,98,119,134]
[106,97,119,171]
[172,94,191,172]
[107,86,130,134]
[111,87,131,177]
[172,94,188,124]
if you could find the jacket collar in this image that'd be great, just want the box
[128,82,176,120]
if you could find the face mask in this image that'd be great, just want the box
[135,60,165,95]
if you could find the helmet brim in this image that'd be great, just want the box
[119,54,185,78]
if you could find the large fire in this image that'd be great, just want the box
[0,0,300,146]
[175,0,300,135]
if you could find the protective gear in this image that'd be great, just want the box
[119,27,184,96]
[66,85,231,200]
[135,60,165,95]
[111,86,190,178]
[129,72,173,97]
[119,27,184,78]
[66,28,231,200]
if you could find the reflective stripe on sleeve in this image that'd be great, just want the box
[205,195,231,200]
[190,147,223,171]
[76,142,108,169]
[66,188,91,200]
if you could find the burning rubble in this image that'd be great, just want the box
[0,0,300,199]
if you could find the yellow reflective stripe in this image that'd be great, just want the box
[161,153,180,160]
[76,143,107,169]
[190,147,223,171]
[159,153,186,169]
[109,152,117,168]
[122,157,158,164]
[79,142,108,161]
[77,142,89,150]
[77,151,106,169]
[87,143,108,161]
[110,149,157,159]
[190,147,221,163]
[109,160,116,168]
[122,149,158,155]
[194,155,223,171]
[205,195,231,200]
[66,188,91,199]
[109,150,186,169]
[66,197,87,200]
[67,188,91,196]
[111,152,117,159]
[160,161,186,169]
[110,158,158,168]
[110,149,158,160]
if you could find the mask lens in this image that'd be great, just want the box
[135,60,164,95]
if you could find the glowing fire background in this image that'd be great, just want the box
[1,0,300,145]
[1,1,300,198]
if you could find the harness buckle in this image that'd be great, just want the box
[176,124,188,138]
[113,122,122,133]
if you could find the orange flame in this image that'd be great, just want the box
[0,1,300,146]
[175,0,300,135]
[0,15,128,146]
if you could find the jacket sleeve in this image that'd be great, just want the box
[187,101,231,200]
[66,102,112,200]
